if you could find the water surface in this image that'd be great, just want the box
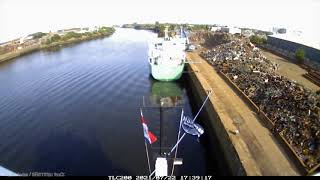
[0,28,211,175]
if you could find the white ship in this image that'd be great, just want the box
[148,27,188,81]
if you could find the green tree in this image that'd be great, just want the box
[31,32,47,39]
[97,27,115,35]
[169,24,176,31]
[83,32,92,37]
[295,48,305,64]
[50,34,61,42]
[154,21,160,33]
[45,39,52,45]
[250,35,267,45]
[158,25,166,37]
[62,32,81,40]
[133,24,142,30]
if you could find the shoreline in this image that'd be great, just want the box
[0,30,115,64]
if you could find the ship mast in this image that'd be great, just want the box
[164,26,169,41]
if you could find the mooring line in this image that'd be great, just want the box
[145,140,152,175]
[168,90,213,154]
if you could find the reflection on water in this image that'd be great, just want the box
[143,79,200,175]
[150,81,183,107]
[0,28,209,175]
[44,46,63,52]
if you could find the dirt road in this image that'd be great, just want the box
[261,50,319,92]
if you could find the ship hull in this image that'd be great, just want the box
[150,63,184,81]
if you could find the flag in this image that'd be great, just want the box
[182,115,204,137]
[140,109,157,144]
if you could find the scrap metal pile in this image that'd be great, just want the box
[200,34,320,169]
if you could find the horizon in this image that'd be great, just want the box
[1,0,320,46]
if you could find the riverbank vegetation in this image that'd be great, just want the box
[0,27,115,63]
[186,24,209,31]
[30,32,48,39]
[45,27,115,45]
[122,22,212,38]
[123,22,182,37]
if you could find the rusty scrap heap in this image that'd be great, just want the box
[201,36,320,169]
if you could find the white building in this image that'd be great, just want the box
[229,27,241,35]
[242,29,254,38]
[272,27,287,34]
[270,30,320,50]
[19,35,33,44]
[210,26,221,32]
[89,26,99,32]
[220,27,230,33]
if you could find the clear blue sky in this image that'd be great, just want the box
[1,0,319,43]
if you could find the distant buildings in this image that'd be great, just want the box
[220,27,230,33]
[0,26,101,55]
[229,27,241,35]
[210,26,221,32]
[272,27,287,34]
[56,27,97,35]
[210,26,241,35]
[0,41,13,47]
[0,38,23,54]
[57,28,81,35]
[269,31,320,50]
[19,35,34,44]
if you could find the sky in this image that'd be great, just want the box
[1,0,320,46]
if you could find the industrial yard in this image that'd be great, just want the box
[260,50,319,92]
[187,50,299,176]
[187,31,320,175]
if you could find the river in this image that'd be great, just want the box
[0,28,214,176]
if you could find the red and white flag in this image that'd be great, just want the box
[140,109,157,144]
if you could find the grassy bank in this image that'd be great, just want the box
[0,27,115,63]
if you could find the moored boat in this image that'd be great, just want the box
[148,27,187,81]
